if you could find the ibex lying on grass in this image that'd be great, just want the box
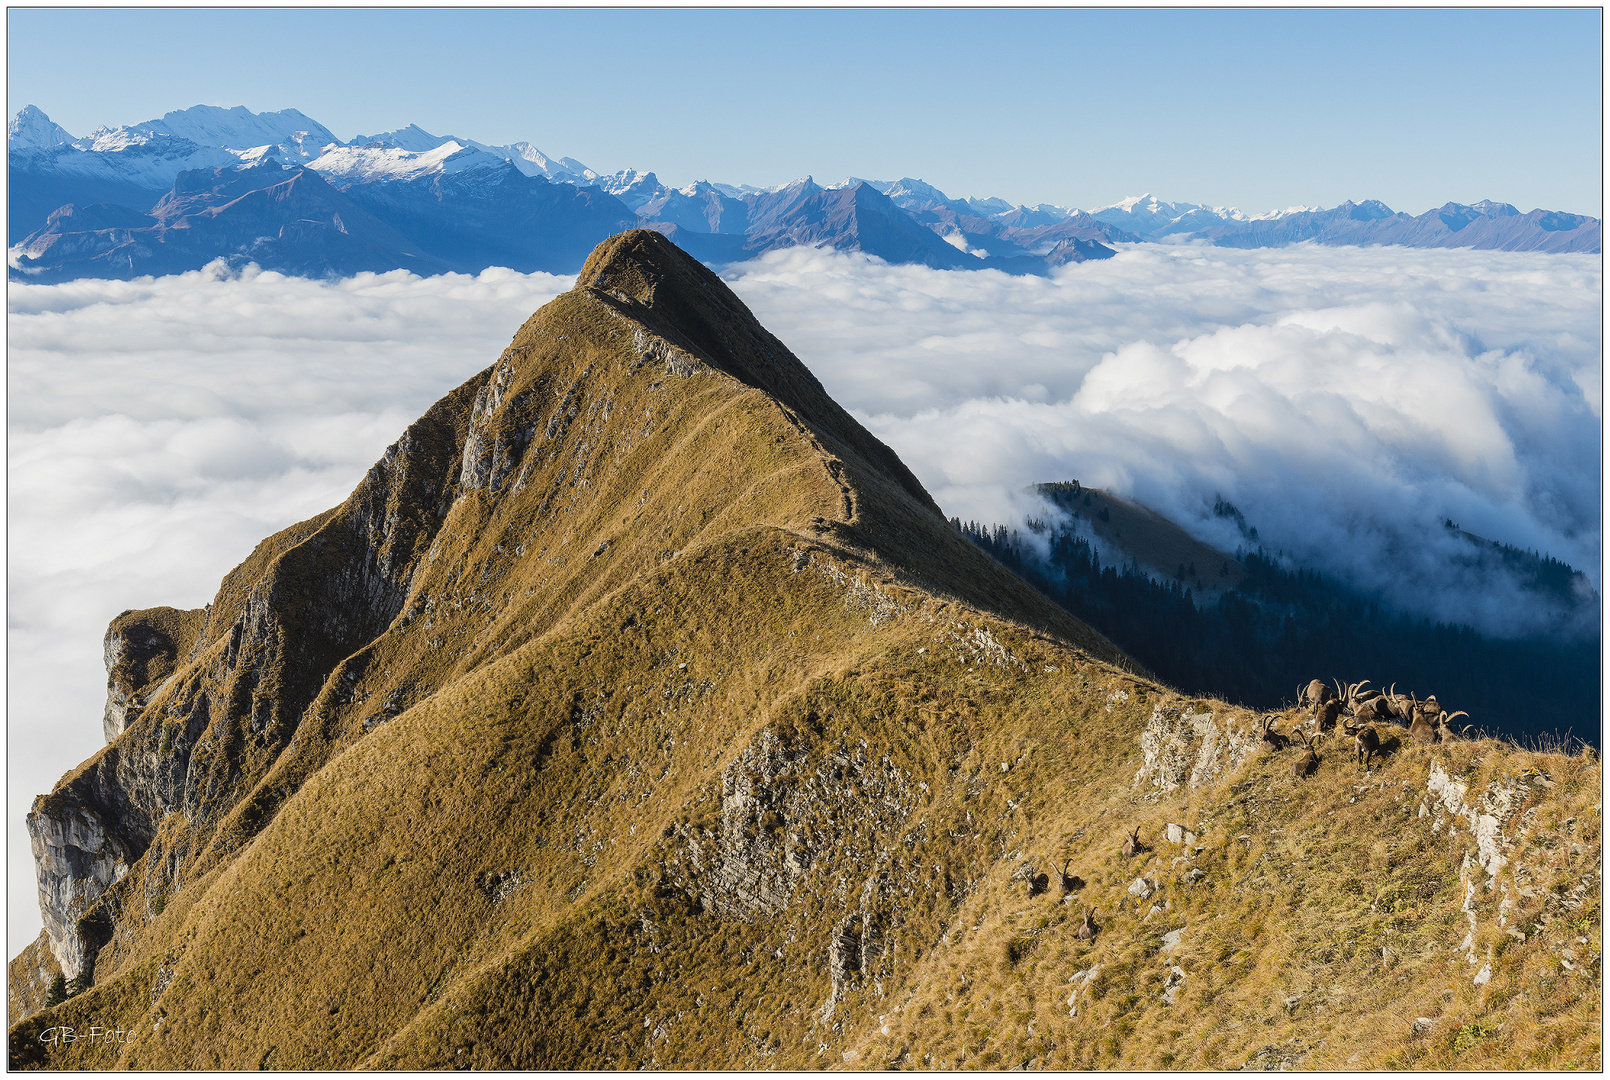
[1121,826,1144,860]
[1408,710,1440,745]
[1439,711,1472,741]
[1028,871,1050,898]
[1259,715,1289,751]
[1350,695,1394,723]
[1076,907,1099,941]
[1059,859,1083,895]
[1407,696,1473,744]
[1336,679,1380,711]
[1382,688,1419,726]
[1293,732,1320,779]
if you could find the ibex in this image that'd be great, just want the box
[1027,871,1050,898]
[1298,679,1335,709]
[1350,695,1393,723]
[1438,711,1473,742]
[1339,680,1377,710]
[1075,907,1099,941]
[1293,732,1320,779]
[1408,696,1471,744]
[1059,859,1083,895]
[1121,826,1143,860]
[1348,722,1381,770]
[1315,699,1344,733]
[1381,685,1416,725]
[1259,715,1289,751]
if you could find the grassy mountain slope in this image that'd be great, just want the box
[11,231,1598,1070]
[1032,481,1248,594]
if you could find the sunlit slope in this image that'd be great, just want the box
[11,232,1596,1071]
[12,230,1127,1064]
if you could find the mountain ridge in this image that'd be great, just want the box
[9,230,1599,1071]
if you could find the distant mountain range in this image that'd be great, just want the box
[8,104,1600,282]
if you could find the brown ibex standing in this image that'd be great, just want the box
[1121,827,1143,860]
[1075,907,1099,941]
[1293,732,1320,779]
[1298,679,1335,709]
[1350,723,1381,770]
[1315,699,1343,733]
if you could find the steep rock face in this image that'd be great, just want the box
[26,801,131,979]
[100,607,207,744]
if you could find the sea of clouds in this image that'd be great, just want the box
[7,242,1600,948]
[732,244,1601,633]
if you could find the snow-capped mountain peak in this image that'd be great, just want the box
[885,177,951,204]
[347,123,457,154]
[132,105,338,156]
[1246,204,1317,221]
[503,142,595,184]
[308,139,512,183]
[8,105,75,150]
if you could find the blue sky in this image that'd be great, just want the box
[7,7,1603,214]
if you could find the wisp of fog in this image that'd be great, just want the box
[6,243,1599,950]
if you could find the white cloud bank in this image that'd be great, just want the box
[727,243,1601,636]
[6,243,1599,950]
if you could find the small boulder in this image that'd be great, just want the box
[1161,928,1185,952]
[1128,877,1154,899]
[1162,965,1186,1005]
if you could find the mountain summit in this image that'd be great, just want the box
[11,232,1598,1070]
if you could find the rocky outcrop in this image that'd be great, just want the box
[678,726,916,921]
[25,800,130,979]
[7,932,61,1027]
[99,607,204,744]
[1133,704,1260,794]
